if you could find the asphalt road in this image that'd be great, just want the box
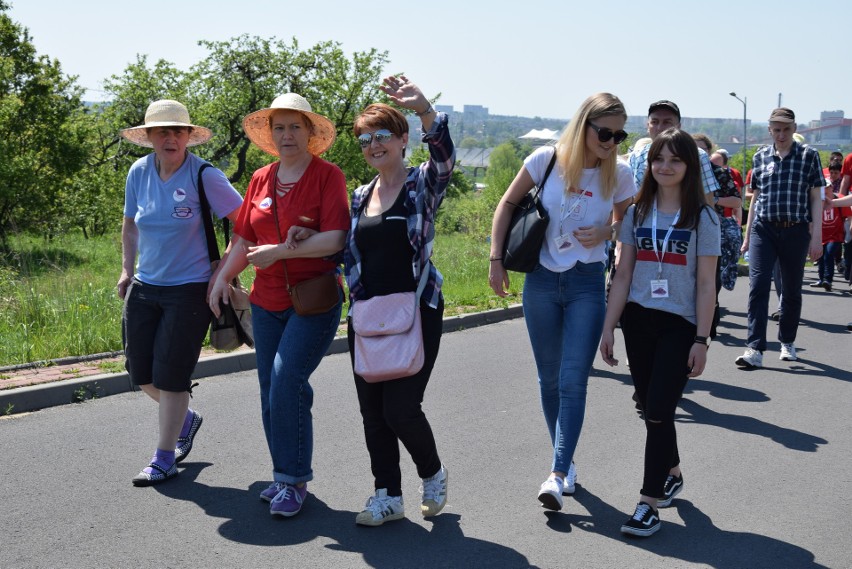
[2,266,850,569]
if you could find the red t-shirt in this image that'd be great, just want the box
[730,167,743,190]
[822,200,851,244]
[235,157,349,311]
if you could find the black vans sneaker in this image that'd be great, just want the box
[657,473,683,508]
[621,502,660,537]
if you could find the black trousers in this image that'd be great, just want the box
[347,297,444,496]
[622,302,695,499]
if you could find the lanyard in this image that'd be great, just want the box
[651,200,680,278]
[559,175,591,232]
[560,191,584,225]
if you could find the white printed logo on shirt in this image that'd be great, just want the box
[173,188,187,202]
[259,197,273,209]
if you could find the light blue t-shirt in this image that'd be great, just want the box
[123,152,244,286]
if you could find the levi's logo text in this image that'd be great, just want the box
[635,227,691,266]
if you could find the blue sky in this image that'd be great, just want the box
[10,0,844,124]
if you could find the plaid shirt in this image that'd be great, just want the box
[630,144,720,194]
[751,142,824,223]
[344,112,455,308]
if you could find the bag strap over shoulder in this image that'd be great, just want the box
[197,163,219,263]
[507,147,557,209]
[537,147,557,194]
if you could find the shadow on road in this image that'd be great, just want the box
[156,463,537,569]
[593,370,826,452]
[550,488,829,569]
[676,398,827,452]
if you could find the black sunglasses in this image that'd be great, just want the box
[358,129,394,148]
[588,123,628,145]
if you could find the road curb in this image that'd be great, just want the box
[0,305,523,415]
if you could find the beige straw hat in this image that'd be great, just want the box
[120,99,213,147]
[243,93,336,156]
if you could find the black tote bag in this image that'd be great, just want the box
[502,149,557,273]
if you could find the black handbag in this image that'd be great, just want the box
[198,163,254,350]
[502,149,557,272]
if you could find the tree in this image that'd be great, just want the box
[74,37,390,235]
[0,1,88,240]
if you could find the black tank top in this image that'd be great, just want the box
[355,187,416,298]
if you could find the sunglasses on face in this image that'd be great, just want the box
[588,123,628,145]
[358,129,394,148]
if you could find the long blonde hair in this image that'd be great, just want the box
[555,93,626,200]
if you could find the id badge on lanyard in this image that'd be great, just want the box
[650,201,680,299]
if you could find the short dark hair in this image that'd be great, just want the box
[829,162,842,172]
[692,133,713,153]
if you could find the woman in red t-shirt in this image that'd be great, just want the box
[209,94,349,518]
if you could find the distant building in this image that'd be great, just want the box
[435,104,454,114]
[800,110,852,148]
[463,105,489,120]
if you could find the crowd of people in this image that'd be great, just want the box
[118,82,844,539]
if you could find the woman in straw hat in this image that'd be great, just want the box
[208,93,349,518]
[118,99,244,487]
[342,75,455,526]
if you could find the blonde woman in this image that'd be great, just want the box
[489,93,636,511]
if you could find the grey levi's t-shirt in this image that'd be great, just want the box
[620,204,721,324]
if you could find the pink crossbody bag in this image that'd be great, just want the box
[351,262,431,383]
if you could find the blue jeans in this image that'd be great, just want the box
[522,261,606,474]
[746,219,810,351]
[817,241,842,284]
[251,294,342,485]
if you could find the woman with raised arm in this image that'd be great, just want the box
[343,76,455,526]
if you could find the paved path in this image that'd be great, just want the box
[1,266,849,568]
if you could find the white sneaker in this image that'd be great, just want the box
[355,489,405,526]
[780,343,798,361]
[538,475,564,511]
[735,348,763,368]
[420,465,448,517]
[563,462,577,496]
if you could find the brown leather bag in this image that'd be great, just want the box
[287,270,340,316]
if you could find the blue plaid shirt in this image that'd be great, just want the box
[751,142,824,223]
[630,144,720,194]
[344,112,455,308]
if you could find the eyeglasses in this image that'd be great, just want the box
[588,123,628,145]
[358,129,394,148]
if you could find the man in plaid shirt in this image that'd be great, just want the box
[735,107,824,368]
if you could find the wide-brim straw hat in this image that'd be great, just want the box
[120,99,213,148]
[243,93,336,157]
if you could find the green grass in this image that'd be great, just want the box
[0,232,125,365]
[0,231,515,366]
[433,234,524,314]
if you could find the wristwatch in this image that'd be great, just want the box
[694,335,709,346]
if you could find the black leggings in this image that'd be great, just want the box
[347,297,444,496]
[622,302,695,499]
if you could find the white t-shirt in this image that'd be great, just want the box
[524,146,636,272]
